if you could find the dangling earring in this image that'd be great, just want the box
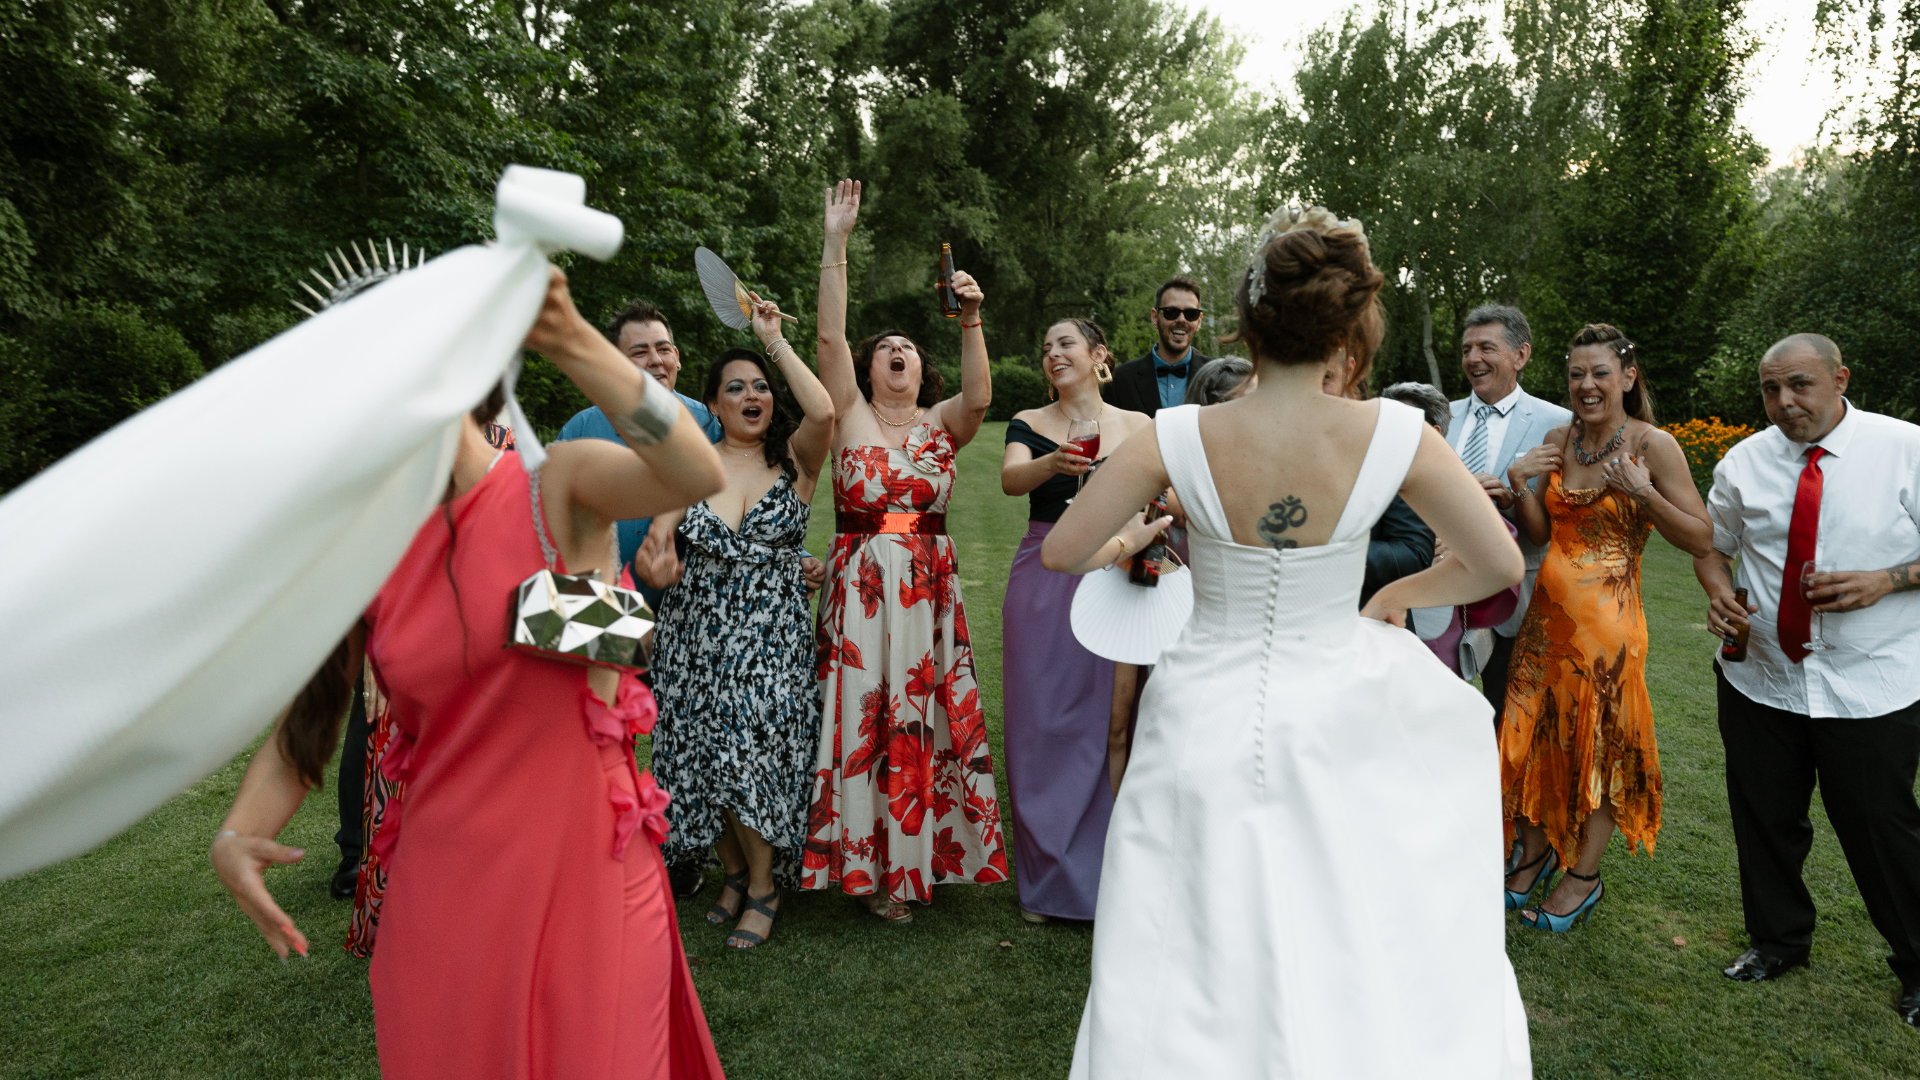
[1095,360,1113,384]
[1047,381,1056,401]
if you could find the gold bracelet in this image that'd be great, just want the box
[820,260,848,268]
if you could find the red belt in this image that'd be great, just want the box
[837,511,947,535]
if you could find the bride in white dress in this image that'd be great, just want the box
[1042,207,1531,1079]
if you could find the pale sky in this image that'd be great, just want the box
[1183,0,1861,169]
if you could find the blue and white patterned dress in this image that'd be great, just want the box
[650,473,818,885]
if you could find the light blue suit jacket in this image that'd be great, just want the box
[1447,388,1573,637]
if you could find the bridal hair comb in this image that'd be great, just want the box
[1244,205,1369,308]
[291,239,428,317]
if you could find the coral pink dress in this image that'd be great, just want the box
[360,451,724,1080]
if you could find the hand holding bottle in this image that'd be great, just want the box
[950,269,984,318]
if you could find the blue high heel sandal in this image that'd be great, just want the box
[1523,869,1604,932]
[1504,847,1558,911]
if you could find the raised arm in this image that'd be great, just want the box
[1362,425,1525,623]
[749,292,835,489]
[817,180,862,417]
[526,266,724,525]
[932,269,991,448]
[1601,429,1713,557]
[1041,422,1174,574]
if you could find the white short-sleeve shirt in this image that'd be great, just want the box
[1708,402,1920,718]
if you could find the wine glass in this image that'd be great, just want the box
[1065,418,1101,492]
[1801,561,1834,651]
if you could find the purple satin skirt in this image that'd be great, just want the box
[1001,521,1117,920]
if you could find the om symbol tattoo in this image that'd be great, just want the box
[1257,496,1308,551]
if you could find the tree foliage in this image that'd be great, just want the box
[5,0,1918,494]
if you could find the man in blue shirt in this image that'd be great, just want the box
[1105,276,1217,417]
[555,298,823,614]
[553,299,722,605]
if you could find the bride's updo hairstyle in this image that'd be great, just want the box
[1223,206,1386,385]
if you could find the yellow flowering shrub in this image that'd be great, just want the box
[1665,417,1755,494]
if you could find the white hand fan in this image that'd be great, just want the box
[1070,563,1195,665]
[694,246,797,329]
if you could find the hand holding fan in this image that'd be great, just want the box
[694,246,797,329]
[1071,561,1195,665]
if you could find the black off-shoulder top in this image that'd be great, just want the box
[1006,417,1082,524]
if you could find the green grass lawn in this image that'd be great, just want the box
[3,422,1916,1078]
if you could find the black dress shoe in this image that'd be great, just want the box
[1898,984,1920,1029]
[330,853,361,900]
[668,861,706,901]
[1722,948,1807,982]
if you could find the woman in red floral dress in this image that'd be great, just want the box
[801,180,1007,921]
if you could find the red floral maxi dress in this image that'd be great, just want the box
[803,425,1009,904]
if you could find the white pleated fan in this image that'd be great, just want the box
[693,246,754,329]
[1070,563,1195,665]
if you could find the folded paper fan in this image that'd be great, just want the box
[694,246,754,330]
[1070,563,1195,665]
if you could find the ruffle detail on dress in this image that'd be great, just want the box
[678,476,809,565]
[603,768,671,859]
[583,672,658,744]
[583,673,663,859]
[903,425,956,477]
[637,771,671,849]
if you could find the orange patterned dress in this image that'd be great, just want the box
[1500,470,1662,864]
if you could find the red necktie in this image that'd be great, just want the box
[1776,445,1828,663]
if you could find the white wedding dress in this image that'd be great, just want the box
[1069,401,1530,1079]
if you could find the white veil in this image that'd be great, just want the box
[0,166,622,879]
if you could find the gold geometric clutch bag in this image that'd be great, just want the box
[507,468,654,671]
[508,569,653,670]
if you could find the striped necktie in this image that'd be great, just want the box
[1460,403,1496,474]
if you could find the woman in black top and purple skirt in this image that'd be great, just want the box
[998,318,1151,923]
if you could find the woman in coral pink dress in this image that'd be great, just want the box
[209,267,730,1079]
[800,180,1007,922]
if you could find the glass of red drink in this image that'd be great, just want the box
[1065,418,1100,492]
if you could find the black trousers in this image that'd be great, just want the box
[1717,667,1920,986]
[335,688,371,860]
[1481,631,1516,727]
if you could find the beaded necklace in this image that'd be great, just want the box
[1572,422,1627,466]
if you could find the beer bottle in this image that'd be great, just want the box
[1129,496,1168,587]
[936,243,961,319]
[1720,587,1750,662]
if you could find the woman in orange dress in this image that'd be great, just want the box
[1499,324,1713,931]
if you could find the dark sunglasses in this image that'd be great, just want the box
[1157,306,1204,322]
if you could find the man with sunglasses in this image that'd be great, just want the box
[1106,277,1216,417]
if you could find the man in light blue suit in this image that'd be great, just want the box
[1447,304,1572,721]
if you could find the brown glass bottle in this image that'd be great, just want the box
[936,243,961,318]
[1720,586,1750,662]
[1129,496,1168,587]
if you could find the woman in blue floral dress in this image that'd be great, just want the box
[640,293,835,949]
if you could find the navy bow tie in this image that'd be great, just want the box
[1158,361,1190,379]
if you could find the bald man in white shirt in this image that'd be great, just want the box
[1696,333,1920,1028]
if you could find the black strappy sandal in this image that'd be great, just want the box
[727,888,780,949]
[706,869,748,926]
